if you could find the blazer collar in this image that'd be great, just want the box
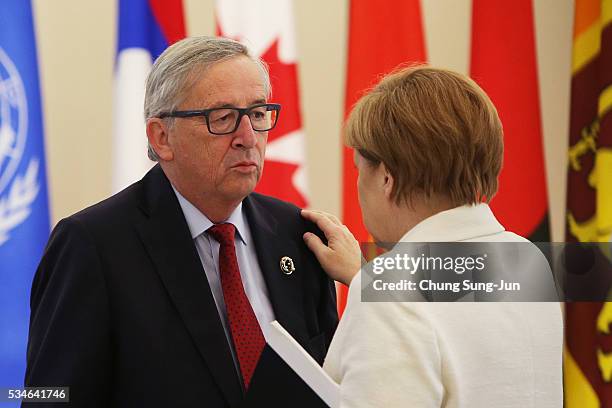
[400,203,505,242]
[242,194,310,346]
[135,165,244,407]
[135,166,312,400]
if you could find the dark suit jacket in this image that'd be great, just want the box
[24,165,338,407]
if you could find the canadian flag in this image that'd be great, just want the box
[216,0,308,208]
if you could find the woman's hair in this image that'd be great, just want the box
[345,65,504,207]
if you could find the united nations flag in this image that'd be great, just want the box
[0,0,50,390]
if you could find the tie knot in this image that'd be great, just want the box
[207,223,236,246]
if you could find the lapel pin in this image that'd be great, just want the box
[280,256,295,275]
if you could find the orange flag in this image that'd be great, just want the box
[470,0,549,241]
[340,0,426,314]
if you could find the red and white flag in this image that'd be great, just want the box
[216,0,308,208]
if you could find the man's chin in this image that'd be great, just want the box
[223,176,259,200]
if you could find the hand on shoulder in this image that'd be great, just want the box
[301,209,362,286]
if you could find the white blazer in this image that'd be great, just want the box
[323,204,563,408]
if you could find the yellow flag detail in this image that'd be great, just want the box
[573,20,601,73]
[565,345,601,408]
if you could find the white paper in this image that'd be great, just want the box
[264,321,340,408]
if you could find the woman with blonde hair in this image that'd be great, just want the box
[302,66,562,407]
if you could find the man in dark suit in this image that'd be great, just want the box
[24,36,338,407]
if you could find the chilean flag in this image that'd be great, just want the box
[112,0,186,192]
[215,0,309,208]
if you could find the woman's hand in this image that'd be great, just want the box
[301,209,363,286]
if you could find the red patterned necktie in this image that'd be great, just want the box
[207,223,265,390]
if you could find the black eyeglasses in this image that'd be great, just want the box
[158,103,281,135]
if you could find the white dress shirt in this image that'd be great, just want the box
[172,187,275,373]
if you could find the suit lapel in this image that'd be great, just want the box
[134,166,243,407]
[243,195,310,346]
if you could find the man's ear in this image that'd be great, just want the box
[146,118,174,161]
[382,164,394,199]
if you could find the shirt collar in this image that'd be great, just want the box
[399,203,505,242]
[172,186,248,245]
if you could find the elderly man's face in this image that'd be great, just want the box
[167,56,268,206]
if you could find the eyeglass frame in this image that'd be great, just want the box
[157,103,282,135]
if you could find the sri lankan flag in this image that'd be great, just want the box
[565,0,612,406]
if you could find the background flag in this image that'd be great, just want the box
[565,0,612,406]
[340,0,426,314]
[0,0,50,390]
[470,0,550,242]
[112,0,186,192]
[216,0,309,208]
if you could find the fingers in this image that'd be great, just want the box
[301,209,340,223]
[307,210,342,226]
[303,232,330,260]
[301,209,343,237]
[302,211,363,286]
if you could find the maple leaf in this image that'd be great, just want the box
[261,39,302,143]
[256,39,307,206]
[215,28,308,206]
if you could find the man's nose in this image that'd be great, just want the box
[231,114,258,149]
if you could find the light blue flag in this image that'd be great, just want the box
[0,0,51,389]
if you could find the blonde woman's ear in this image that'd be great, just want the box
[382,165,394,199]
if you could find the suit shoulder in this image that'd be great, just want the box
[70,181,142,224]
[249,192,301,214]
[247,192,304,225]
[247,193,325,239]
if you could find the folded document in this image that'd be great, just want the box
[265,321,340,408]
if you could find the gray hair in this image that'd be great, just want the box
[144,36,271,161]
